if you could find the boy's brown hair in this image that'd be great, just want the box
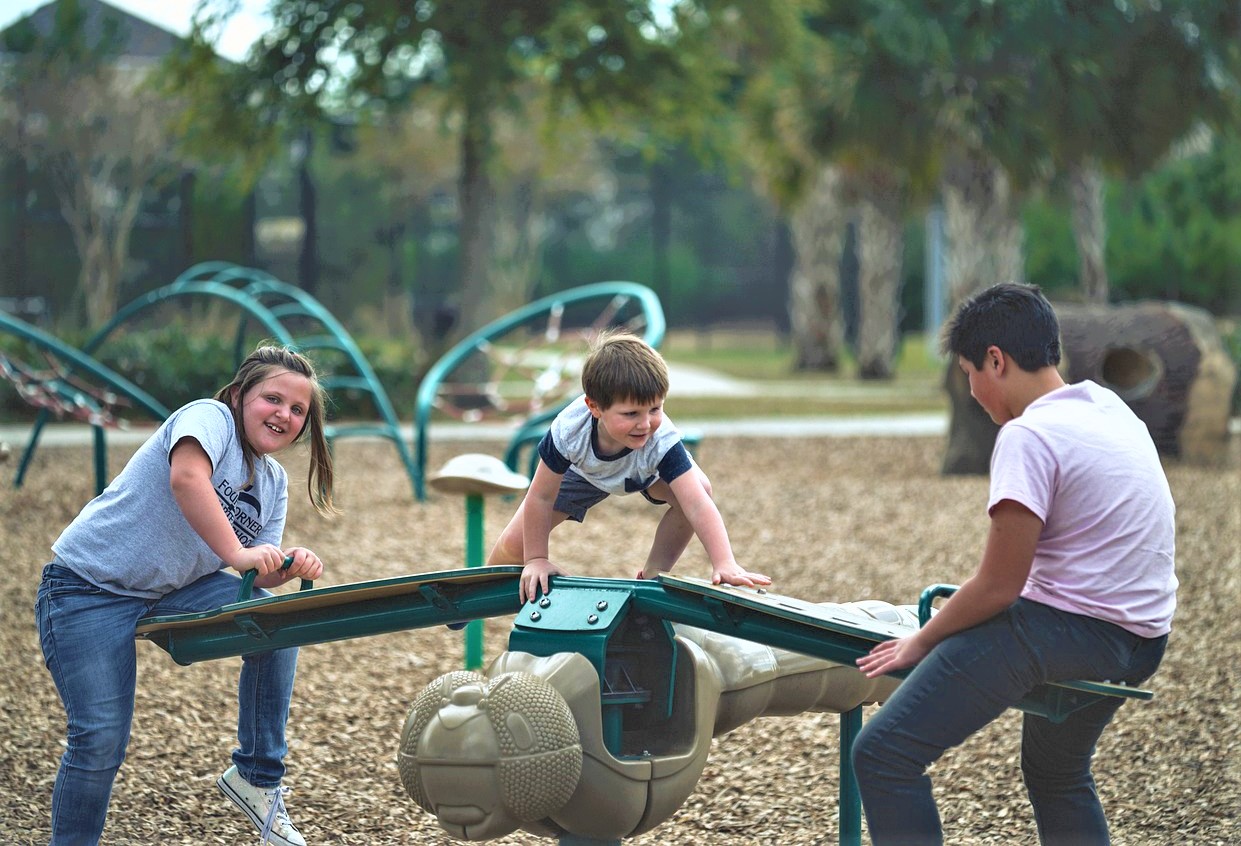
[580,330,669,409]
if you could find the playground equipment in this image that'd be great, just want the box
[0,309,170,494]
[6,269,667,502]
[134,570,1151,846]
[9,262,418,497]
[412,282,665,500]
[428,453,531,670]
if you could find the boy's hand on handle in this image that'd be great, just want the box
[711,561,772,589]
[521,558,565,604]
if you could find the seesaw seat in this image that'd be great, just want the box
[136,566,524,665]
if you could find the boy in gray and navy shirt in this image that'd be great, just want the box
[487,330,771,604]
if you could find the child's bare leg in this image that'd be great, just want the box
[642,472,712,576]
[487,502,527,565]
[644,506,694,575]
[487,500,573,565]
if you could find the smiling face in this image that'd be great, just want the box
[234,369,313,456]
[586,395,665,454]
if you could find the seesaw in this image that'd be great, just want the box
[135,571,1152,846]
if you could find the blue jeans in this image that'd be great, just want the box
[852,598,1166,846]
[35,562,299,846]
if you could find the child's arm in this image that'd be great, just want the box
[518,461,567,603]
[857,499,1040,678]
[168,438,287,579]
[665,472,771,588]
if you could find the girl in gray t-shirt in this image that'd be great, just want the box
[36,345,337,846]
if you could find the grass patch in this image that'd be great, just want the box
[667,393,947,420]
[662,327,948,382]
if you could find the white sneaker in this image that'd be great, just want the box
[217,764,308,846]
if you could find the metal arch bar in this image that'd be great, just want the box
[10,281,296,493]
[414,281,665,500]
[176,263,420,500]
[1,311,172,493]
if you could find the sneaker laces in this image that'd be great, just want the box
[259,784,293,846]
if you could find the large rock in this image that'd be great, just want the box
[942,300,1236,475]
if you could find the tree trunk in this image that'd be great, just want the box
[787,166,846,372]
[1069,157,1109,304]
[942,148,1025,307]
[650,159,673,314]
[456,97,497,347]
[939,147,1024,474]
[10,155,30,299]
[490,177,545,316]
[297,131,319,297]
[855,170,906,380]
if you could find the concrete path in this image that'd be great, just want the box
[0,412,948,449]
[0,362,950,450]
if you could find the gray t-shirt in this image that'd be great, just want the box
[52,398,289,599]
[540,395,692,495]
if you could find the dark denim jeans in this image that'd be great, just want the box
[35,563,299,846]
[851,598,1166,846]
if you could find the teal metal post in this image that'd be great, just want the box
[464,493,485,670]
[92,424,107,495]
[840,706,863,846]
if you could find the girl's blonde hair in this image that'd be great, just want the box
[213,344,337,516]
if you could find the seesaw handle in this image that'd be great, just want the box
[236,555,316,602]
[918,583,959,626]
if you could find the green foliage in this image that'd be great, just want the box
[0,322,234,422]
[1106,133,1241,312]
[1023,199,1082,295]
[85,325,238,409]
[1221,318,1241,416]
[1025,132,1241,312]
[0,322,425,425]
[336,334,421,420]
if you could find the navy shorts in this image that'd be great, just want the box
[554,468,667,522]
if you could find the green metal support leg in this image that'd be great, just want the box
[464,493,485,670]
[92,424,107,496]
[840,705,863,846]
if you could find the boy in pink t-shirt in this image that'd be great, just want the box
[853,282,1176,845]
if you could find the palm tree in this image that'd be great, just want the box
[1025,0,1240,303]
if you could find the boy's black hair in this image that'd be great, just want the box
[941,282,1062,372]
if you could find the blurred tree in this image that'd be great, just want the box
[192,0,793,351]
[927,3,1040,308]
[741,1,942,378]
[1027,127,1241,313]
[1,0,187,326]
[1022,0,1240,303]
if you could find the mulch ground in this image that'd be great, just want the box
[1,432,1237,845]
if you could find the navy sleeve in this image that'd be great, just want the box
[537,429,571,474]
[657,441,693,484]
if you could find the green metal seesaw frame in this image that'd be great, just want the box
[135,571,1151,846]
